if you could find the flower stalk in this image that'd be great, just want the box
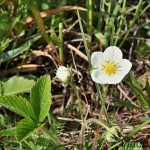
[56,66,84,148]
[68,82,84,121]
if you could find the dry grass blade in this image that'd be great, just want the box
[26,6,87,24]
[66,43,88,61]
[1,64,44,75]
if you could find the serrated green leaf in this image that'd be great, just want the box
[0,95,35,120]
[0,127,16,136]
[30,75,51,122]
[0,75,36,96]
[16,118,43,142]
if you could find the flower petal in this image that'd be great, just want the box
[103,46,122,61]
[91,52,104,68]
[119,59,132,75]
[101,59,132,84]
[102,73,124,84]
[91,69,107,84]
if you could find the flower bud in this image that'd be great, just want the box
[56,66,71,83]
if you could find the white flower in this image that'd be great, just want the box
[56,66,71,83]
[91,46,132,84]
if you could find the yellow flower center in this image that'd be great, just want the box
[102,60,118,76]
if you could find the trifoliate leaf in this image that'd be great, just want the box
[16,118,44,142]
[0,95,35,120]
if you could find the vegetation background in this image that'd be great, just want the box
[0,0,150,149]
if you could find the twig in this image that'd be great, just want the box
[66,43,88,61]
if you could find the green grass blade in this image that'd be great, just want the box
[108,141,123,150]
[126,73,148,109]
[76,8,91,67]
[119,0,144,47]
[104,0,123,39]
[0,43,30,63]
[109,119,150,150]
[126,119,150,138]
[113,98,139,110]
[105,0,112,31]
[97,0,105,31]
[114,0,126,46]
[87,0,93,49]
[146,79,150,108]
[59,22,64,65]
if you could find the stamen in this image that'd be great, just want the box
[102,60,119,76]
